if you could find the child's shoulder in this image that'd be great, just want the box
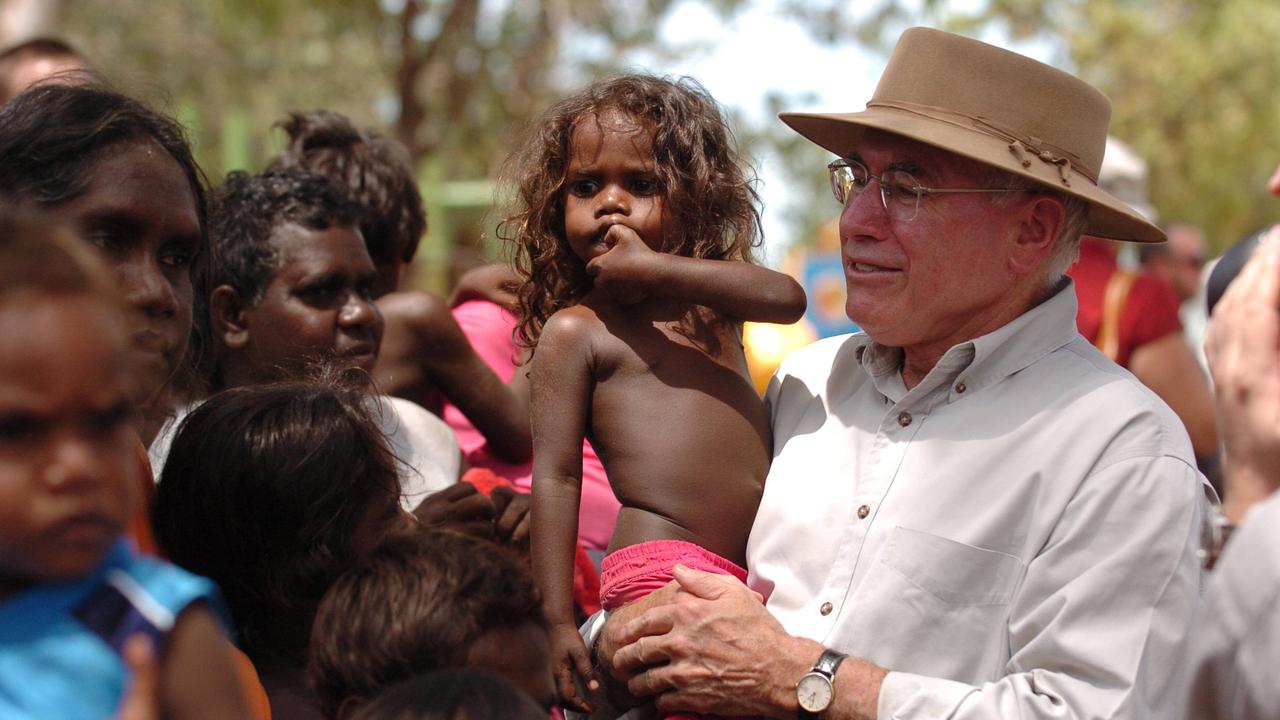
[542,301,610,344]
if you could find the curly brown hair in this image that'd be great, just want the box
[499,74,762,347]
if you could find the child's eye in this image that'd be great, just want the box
[82,402,131,438]
[0,413,46,445]
[568,179,599,197]
[630,177,661,196]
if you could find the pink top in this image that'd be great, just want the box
[443,299,620,551]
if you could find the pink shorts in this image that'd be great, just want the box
[598,539,748,611]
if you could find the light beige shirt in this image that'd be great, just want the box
[750,282,1206,719]
[1184,490,1280,720]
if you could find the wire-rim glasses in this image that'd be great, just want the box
[827,158,1018,222]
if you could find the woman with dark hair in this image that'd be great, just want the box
[0,82,209,445]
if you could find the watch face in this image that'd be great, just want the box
[797,673,834,713]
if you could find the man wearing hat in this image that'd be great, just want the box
[595,27,1205,720]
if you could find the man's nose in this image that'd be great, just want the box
[338,292,382,331]
[839,181,890,242]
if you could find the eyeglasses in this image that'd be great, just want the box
[827,158,1019,222]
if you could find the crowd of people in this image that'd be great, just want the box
[0,24,1277,720]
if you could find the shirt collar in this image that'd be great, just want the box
[853,278,1080,405]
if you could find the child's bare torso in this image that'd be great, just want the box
[562,290,770,566]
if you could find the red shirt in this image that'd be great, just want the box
[1068,240,1182,368]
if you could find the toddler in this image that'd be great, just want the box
[506,74,806,712]
[0,217,245,718]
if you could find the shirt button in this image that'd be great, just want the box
[955,381,967,394]
[820,602,833,616]
[857,504,870,519]
[897,411,912,427]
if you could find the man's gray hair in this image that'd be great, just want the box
[986,169,1089,292]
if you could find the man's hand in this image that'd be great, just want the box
[586,224,661,305]
[412,483,497,539]
[1206,225,1280,522]
[610,565,813,717]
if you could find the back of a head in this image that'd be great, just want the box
[350,670,545,720]
[308,530,546,719]
[268,110,426,269]
[0,37,90,103]
[0,83,207,234]
[154,377,402,664]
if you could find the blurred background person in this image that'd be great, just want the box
[0,36,89,102]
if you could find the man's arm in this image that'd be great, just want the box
[586,225,807,323]
[1205,225,1280,522]
[609,567,884,719]
[609,453,1204,719]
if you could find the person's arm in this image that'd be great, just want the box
[381,291,532,463]
[609,454,1204,719]
[449,263,520,309]
[609,567,884,718]
[1129,333,1219,459]
[530,309,601,711]
[586,225,807,323]
[1205,225,1280,523]
[159,605,250,719]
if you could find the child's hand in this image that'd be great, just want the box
[550,623,600,712]
[586,224,660,305]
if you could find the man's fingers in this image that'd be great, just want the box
[671,563,743,600]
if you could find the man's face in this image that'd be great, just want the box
[54,140,200,410]
[1165,224,1207,303]
[838,131,1029,356]
[237,223,383,383]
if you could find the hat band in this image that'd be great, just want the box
[865,99,1097,187]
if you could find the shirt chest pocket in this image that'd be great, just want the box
[882,526,1023,605]
[835,526,1025,682]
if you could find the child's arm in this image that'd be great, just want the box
[530,309,601,712]
[587,225,807,323]
[159,604,251,719]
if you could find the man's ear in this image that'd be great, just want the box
[1008,195,1067,275]
[335,695,364,720]
[209,285,251,350]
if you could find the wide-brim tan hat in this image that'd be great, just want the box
[780,27,1165,243]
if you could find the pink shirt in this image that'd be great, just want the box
[444,300,620,551]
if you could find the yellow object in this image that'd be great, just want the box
[744,319,817,395]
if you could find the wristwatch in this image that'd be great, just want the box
[796,648,847,718]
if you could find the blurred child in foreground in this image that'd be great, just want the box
[0,217,246,718]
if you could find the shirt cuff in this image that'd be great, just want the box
[877,671,975,719]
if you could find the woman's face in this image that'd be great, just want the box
[54,139,201,412]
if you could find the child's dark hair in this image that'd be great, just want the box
[308,530,547,718]
[153,378,403,669]
[0,83,208,240]
[268,110,427,268]
[351,670,545,720]
[501,73,763,346]
[196,168,363,386]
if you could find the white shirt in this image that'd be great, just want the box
[749,282,1206,719]
[1184,491,1280,720]
[150,394,459,511]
